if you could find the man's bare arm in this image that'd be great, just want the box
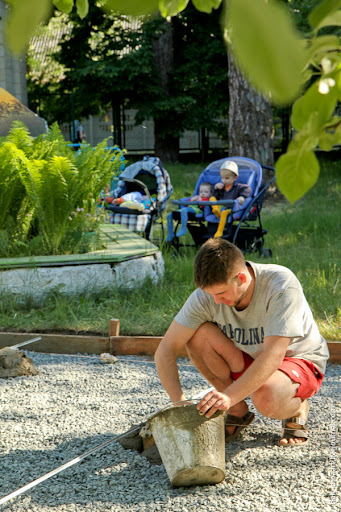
[154,320,195,403]
[197,336,291,417]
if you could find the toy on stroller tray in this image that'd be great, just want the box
[167,156,275,255]
[102,156,173,242]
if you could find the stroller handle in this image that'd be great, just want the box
[172,199,234,207]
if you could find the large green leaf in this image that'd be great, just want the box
[76,0,88,18]
[192,0,222,14]
[318,118,341,150]
[6,0,51,54]
[276,148,320,203]
[308,0,341,29]
[159,0,189,18]
[307,35,340,63]
[291,76,339,131]
[317,9,341,29]
[53,0,74,14]
[227,0,307,105]
[103,0,159,15]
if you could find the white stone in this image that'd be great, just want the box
[0,252,164,305]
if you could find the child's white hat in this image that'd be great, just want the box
[220,160,239,177]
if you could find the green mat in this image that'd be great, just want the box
[0,225,159,269]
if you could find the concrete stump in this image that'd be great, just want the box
[0,348,38,378]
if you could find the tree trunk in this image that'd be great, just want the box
[154,118,179,163]
[151,20,179,163]
[228,52,276,188]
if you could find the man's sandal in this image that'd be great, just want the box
[225,411,255,443]
[279,417,308,447]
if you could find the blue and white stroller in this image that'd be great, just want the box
[104,156,173,241]
[169,156,275,254]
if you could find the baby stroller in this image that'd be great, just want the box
[103,156,173,241]
[169,156,275,255]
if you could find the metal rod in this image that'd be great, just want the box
[0,424,141,506]
[8,337,42,351]
[0,386,214,506]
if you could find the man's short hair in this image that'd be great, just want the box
[194,239,245,289]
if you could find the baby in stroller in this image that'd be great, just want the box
[213,160,252,237]
[166,182,220,242]
[104,191,152,212]
[166,160,252,242]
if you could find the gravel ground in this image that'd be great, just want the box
[0,351,340,512]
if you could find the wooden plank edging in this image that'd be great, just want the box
[0,332,339,363]
[0,332,109,355]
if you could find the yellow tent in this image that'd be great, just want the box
[0,88,47,137]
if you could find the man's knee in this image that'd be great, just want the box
[186,322,218,353]
[251,373,299,417]
[251,383,280,417]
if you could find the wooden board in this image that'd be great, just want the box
[327,341,341,364]
[109,336,188,358]
[0,332,109,355]
[0,331,339,363]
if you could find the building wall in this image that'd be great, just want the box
[0,1,28,105]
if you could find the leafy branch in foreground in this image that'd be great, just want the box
[5,0,341,202]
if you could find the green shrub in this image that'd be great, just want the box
[0,121,125,256]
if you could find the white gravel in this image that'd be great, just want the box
[0,351,340,512]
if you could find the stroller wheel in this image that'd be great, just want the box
[262,248,273,258]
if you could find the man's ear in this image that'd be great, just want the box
[237,272,247,284]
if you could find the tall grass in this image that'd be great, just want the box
[0,154,339,339]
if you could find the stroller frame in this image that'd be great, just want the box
[170,157,275,255]
[104,156,173,243]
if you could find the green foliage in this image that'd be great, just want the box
[0,141,27,231]
[192,0,222,13]
[308,0,341,28]
[76,0,89,18]
[7,0,341,202]
[103,0,158,16]
[0,122,124,256]
[53,0,74,13]
[275,1,341,202]
[226,0,306,105]
[30,3,228,150]
[5,0,51,54]
[159,0,190,17]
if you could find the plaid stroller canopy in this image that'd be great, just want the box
[113,156,173,214]
[110,156,173,236]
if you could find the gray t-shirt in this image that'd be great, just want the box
[175,262,329,373]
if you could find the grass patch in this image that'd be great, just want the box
[0,155,340,340]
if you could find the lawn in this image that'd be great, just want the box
[0,154,340,340]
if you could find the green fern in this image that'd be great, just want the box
[0,142,27,230]
[19,156,78,254]
[73,142,124,210]
[31,123,75,162]
[3,121,34,156]
[0,121,125,256]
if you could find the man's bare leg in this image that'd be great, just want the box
[186,323,309,444]
[251,370,309,445]
[186,322,250,435]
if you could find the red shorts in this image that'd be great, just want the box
[230,352,324,400]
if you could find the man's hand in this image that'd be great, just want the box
[197,390,231,418]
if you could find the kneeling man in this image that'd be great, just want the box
[155,239,329,446]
